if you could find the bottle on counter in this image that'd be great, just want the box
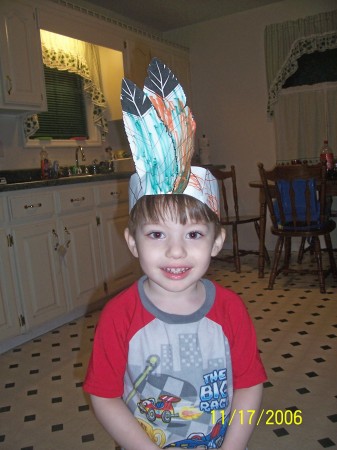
[319,140,334,172]
[52,160,59,179]
[40,149,50,179]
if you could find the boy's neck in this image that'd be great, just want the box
[143,278,206,315]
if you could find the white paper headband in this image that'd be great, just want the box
[121,58,219,216]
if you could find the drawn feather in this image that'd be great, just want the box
[121,77,177,195]
[121,58,195,196]
[144,58,196,193]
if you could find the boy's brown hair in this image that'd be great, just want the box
[128,194,222,238]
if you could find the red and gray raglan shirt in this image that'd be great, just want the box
[84,277,267,448]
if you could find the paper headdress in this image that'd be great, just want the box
[121,58,219,216]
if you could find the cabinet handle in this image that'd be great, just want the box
[110,191,121,197]
[64,227,71,248]
[52,229,59,251]
[6,75,13,95]
[70,196,85,203]
[24,202,42,209]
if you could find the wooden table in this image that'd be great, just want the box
[249,178,337,278]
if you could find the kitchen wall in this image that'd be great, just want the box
[165,0,337,249]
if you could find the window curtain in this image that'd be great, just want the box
[265,10,337,116]
[25,30,108,139]
[264,10,337,163]
[274,82,337,163]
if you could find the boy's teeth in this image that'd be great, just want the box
[166,267,187,274]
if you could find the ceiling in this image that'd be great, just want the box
[80,0,282,32]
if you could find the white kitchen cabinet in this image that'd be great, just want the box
[10,219,68,330]
[0,177,139,352]
[8,190,55,220]
[125,38,191,97]
[0,0,46,112]
[0,228,22,342]
[170,53,191,100]
[150,42,191,95]
[126,39,152,88]
[7,188,67,331]
[59,212,105,309]
[99,206,139,294]
[57,184,105,309]
[97,180,141,294]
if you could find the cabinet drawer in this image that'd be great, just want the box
[0,197,5,222]
[9,192,55,220]
[58,186,95,213]
[97,180,129,206]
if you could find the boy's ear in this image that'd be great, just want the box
[211,227,226,257]
[124,228,139,258]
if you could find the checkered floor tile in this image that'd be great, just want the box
[0,254,336,449]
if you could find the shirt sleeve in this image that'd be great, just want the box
[211,283,267,389]
[83,282,153,398]
[83,297,128,398]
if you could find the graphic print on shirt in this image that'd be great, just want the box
[125,355,160,405]
[123,317,233,448]
[163,416,230,448]
[137,394,181,423]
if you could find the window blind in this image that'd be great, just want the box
[34,66,88,140]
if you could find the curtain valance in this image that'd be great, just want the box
[25,30,108,139]
[274,82,337,164]
[265,10,337,116]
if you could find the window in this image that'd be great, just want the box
[283,48,337,88]
[264,10,337,163]
[273,48,337,164]
[24,30,110,144]
[32,66,88,140]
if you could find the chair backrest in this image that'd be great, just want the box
[257,162,328,230]
[208,166,239,220]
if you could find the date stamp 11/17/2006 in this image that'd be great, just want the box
[211,409,303,426]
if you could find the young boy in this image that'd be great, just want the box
[83,58,267,450]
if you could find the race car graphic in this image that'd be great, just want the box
[137,395,181,423]
[163,416,230,448]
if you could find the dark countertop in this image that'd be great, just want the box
[0,164,226,193]
[0,171,133,192]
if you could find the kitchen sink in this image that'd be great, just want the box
[0,160,134,186]
[0,169,42,184]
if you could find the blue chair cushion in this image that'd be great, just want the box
[274,179,320,229]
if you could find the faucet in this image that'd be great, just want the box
[75,146,86,168]
[105,146,114,171]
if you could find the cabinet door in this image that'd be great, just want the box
[11,220,67,330]
[126,38,191,99]
[99,205,140,295]
[60,212,105,309]
[126,39,151,88]
[0,0,46,110]
[171,53,191,100]
[0,228,22,342]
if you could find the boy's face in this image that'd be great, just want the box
[125,214,225,297]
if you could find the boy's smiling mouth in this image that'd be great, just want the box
[163,267,190,275]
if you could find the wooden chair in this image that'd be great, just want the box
[258,162,337,293]
[209,166,270,273]
[298,188,337,261]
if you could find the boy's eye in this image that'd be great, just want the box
[187,231,203,239]
[148,231,165,239]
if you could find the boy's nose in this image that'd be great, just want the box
[165,238,187,259]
